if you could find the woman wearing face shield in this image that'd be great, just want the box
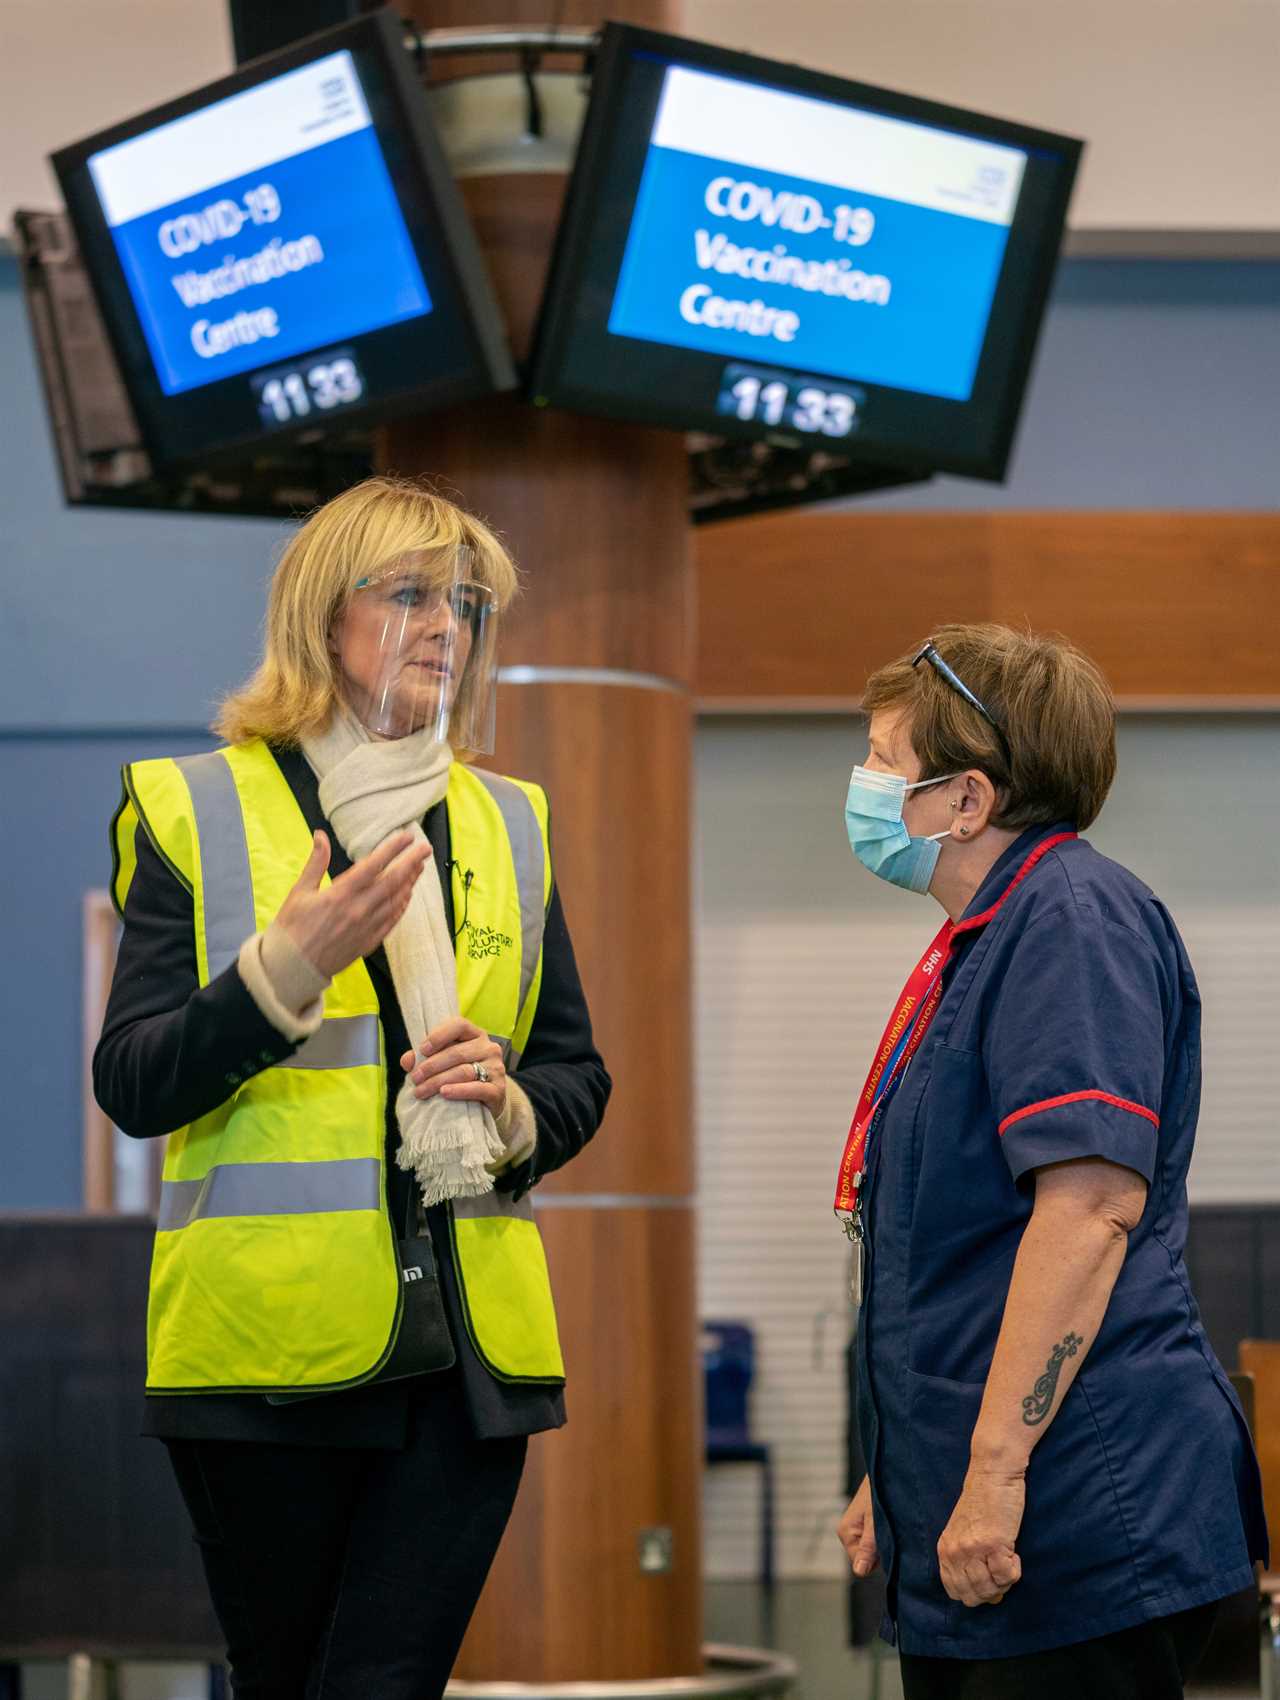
[833,625,1265,1699]
[93,474,611,1698]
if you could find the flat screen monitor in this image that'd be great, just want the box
[52,8,514,466]
[529,25,1082,483]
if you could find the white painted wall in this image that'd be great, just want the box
[688,0,1280,233]
[694,713,1280,1579]
[3,0,1278,232]
[2,0,233,223]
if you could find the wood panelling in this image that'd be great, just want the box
[82,892,119,1212]
[695,512,989,704]
[454,1207,702,1682]
[486,682,693,1198]
[988,516,1280,700]
[1239,1340,1280,1583]
[383,404,693,682]
[695,512,1280,707]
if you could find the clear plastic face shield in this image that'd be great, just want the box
[333,547,499,751]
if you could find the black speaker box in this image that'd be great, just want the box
[229,0,373,65]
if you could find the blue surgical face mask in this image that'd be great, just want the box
[844,765,959,895]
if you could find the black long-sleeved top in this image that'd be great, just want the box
[94,745,611,1447]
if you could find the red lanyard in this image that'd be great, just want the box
[833,921,954,1219]
[834,832,1078,1224]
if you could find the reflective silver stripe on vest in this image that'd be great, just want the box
[175,752,254,979]
[468,770,546,1023]
[156,1157,382,1231]
[489,1032,518,1071]
[452,1192,535,1224]
[174,754,378,1072]
[279,1015,381,1071]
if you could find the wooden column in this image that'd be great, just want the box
[381,1,701,1683]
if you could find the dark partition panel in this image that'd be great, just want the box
[0,1216,218,1655]
[1182,1205,1280,1364]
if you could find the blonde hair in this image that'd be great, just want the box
[215,475,519,747]
[863,623,1117,830]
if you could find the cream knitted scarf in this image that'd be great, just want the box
[302,711,505,1204]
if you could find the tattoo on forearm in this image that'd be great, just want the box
[1021,1332,1084,1426]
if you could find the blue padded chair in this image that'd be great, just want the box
[702,1320,775,1590]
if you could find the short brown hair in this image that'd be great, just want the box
[215,474,518,748]
[863,623,1117,830]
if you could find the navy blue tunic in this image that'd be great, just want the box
[856,822,1267,1658]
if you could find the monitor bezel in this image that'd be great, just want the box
[51,6,515,469]
[527,22,1082,482]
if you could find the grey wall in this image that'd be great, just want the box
[3,733,215,1208]
[853,261,1280,511]
[0,272,285,736]
[1,252,1277,1206]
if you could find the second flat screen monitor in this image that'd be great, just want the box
[530,27,1082,482]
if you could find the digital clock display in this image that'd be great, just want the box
[716,363,864,438]
[252,347,366,429]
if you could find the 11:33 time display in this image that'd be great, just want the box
[716,361,865,439]
[251,346,366,431]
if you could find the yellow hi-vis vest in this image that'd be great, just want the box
[110,737,565,1394]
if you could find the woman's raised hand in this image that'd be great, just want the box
[276,829,432,979]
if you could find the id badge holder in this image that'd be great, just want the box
[845,1209,867,1308]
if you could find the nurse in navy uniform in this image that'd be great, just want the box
[834,623,1266,1700]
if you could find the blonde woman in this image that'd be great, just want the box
[94,476,610,1698]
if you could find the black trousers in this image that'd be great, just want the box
[899,1600,1219,1700]
[166,1375,527,1700]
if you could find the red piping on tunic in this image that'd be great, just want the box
[951,832,1077,938]
[998,1089,1161,1138]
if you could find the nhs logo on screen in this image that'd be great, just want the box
[609,67,1027,403]
[89,52,432,396]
